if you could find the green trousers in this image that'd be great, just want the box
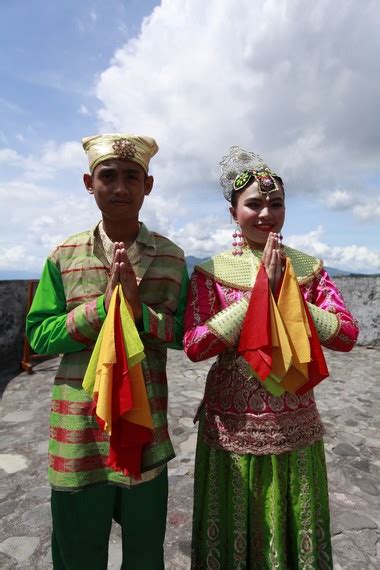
[51,466,168,570]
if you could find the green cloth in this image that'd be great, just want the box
[192,413,333,569]
[26,258,96,355]
[51,467,168,570]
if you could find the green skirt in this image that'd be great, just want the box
[192,414,333,569]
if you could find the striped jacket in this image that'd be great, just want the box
[26,223,188,490]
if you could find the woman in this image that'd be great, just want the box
[183,147,359,569]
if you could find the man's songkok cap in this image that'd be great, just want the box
[82,133,159,174]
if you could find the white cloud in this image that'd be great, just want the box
[353,196,380,221]
[287,226,380,273]
[37,141,85,171]
[325,189,380,221]
[170,218,232,257]
[0,175,100,271]
[325,190,353,210]
[0,141,86,181]
[0,148,22,164]
[95,0,380,205]
[0,245,36,270]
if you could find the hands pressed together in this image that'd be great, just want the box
[104,242,142,322]
[262,232,285,293]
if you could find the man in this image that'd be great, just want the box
[26,133,189,569]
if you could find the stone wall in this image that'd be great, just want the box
[0,280,31,369]
[334,276,379,346]
[0,277,378,371]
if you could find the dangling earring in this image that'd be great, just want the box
[232,222,244,255]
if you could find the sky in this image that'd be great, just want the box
[0,0,379,276]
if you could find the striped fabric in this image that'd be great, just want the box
[27,223,188,490]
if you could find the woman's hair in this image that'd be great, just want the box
[230,176,285,207]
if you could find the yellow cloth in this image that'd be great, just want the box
[83,285,153,435]
[119,292,153,430]
[82,133,158,173]
[261,259,313,395]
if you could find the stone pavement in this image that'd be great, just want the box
[0,347,379,569]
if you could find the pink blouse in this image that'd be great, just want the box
[183,268,359,455]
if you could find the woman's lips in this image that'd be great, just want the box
[255,225,273,232]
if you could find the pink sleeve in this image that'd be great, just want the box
[303,269,359,351]
[183,270,227,362]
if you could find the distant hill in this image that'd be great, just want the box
[185,256,209,275]
[324,266,350,277]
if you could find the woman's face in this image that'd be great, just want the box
[230,180,285,250]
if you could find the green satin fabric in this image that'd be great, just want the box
[192,415,333,569]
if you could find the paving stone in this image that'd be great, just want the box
[179,433,198,454]
[29,486,51,499]
[2,411,34,423]
[332,443,360,457]
[0,485,12,501]
[334,512,378,534]
[0,348,378,568]
[179,417,196,428]
[332,533,371,567]
[0,453,28,474]
[0,536,40,563]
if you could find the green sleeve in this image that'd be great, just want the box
[207,297,249,346]
[306,302,339,342]
[141,266,190,349]
[26,258,106,355]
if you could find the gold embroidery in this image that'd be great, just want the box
[112,138,137,159]
[231,454,247,567]
[206,449,221,569]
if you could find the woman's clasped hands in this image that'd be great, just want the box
[262,232,285,293]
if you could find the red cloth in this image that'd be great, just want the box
[238,264,272,381]
[296,299,329,395]
[96,295,152,478]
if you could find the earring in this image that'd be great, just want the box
[232,222,244,255]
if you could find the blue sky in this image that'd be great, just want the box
[0,0,158,148]
[0,0,379,275]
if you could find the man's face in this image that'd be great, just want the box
[83,158,153,222]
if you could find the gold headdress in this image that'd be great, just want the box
[82,133,159,174]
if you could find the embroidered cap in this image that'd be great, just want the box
[82,133,159,174]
